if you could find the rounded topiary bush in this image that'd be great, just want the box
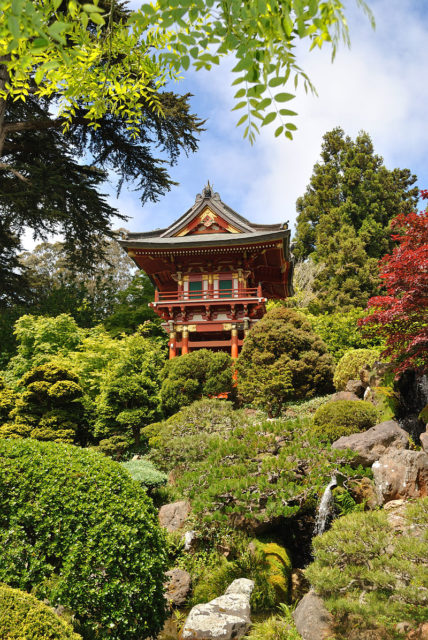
[237,307,334,413]
[0,584,81,640]
[0,439,167,640]
[312,399,379,441]
[160,349,233,416]
[333,348,380,391]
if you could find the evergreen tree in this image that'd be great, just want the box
[293,128,418,311]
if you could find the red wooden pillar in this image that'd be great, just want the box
[182,328,189,355]
[169,331,177,359]
[231,327,239,359]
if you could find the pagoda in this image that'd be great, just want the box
[119,183,294,358]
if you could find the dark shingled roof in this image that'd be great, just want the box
[119,183,290,249]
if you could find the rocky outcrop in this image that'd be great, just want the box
[181,579,254,640]
[372,450,428,504]
[345,379,366,398]
[332,420,409,466]
[292,590,334,640]
[420,430,428,454]
[330,391,360,402]
[158,500,191,532]
[164,568,191,607]
[407,623,428,640]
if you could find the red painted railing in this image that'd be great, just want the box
[154,286,263,302]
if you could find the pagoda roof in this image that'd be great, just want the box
[119,182,290,251]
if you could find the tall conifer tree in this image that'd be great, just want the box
[293,128,418,311]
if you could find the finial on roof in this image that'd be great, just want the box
[202,181,213,198]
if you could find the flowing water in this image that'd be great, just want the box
[314,475,337,536]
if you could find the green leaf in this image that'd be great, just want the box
[279,109,298,116]
[89,12,105,25]
[231,101,247,111]
[261,112,276,126]
[234,88,246,99]
[236,114,248,127]
[269,76,285,88]
[82,3,104,12]
[274,125,284,137]
[7,15,20,39]
[286,123,297,131]
[11,0,23,15]
[275,93,295,102]
[53,0,62,8]
[182,55,190,70]
[31,38,49,50]
[285,130,293,140]
[47,21,68,42]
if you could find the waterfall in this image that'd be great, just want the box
[314,475,337,536]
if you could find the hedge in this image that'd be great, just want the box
[0,439,167,640]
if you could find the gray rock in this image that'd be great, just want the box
[164,568,191,607]
[292,590,334,640]
[372,449,428,504]
[345,379,366,398]
[332,420,409,466]
[181,579,254,640]
[158,500,190,532]
[184,530,197,552]
[331,391,360,402]
[420,431,428,454]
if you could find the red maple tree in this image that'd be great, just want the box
[359,192,428,375]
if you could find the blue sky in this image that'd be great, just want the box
[23,0,428,247]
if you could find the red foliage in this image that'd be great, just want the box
[359,191,428,375]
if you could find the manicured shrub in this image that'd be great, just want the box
[313,400,379,437]
[148,400,361,529]
[0,363,86,444]
[160,349,233,416]
[310,423,358,443]
[0,376,16,422]
[0,584,81,640]
[306,499,428,636]
[237,308,334,414]
[333,348,380,390]
[147,399,249,474]
[0,439,167,640]
[121,458,167,490]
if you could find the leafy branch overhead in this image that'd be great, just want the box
[1,0,374,142]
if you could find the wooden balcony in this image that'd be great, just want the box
[153,285,264,304]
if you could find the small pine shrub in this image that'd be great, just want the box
[313,400,379,434]
[310,423,357,443]
[0,584,81,640]
[333,348,380,390]
[306,498,428,636]
[121,458,167,490]
[0,439,167,640]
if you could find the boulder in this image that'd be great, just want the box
[158,500,191,532]
[372,450,428,504]
[345,379,366,398]
[330,391,360,402]
[332,420,409,466]
[420,431,428,454]
[292,590,334,640]
[181,579,254,640]
[407,623,428,640]
[164,568,191,607]
[291,568,310,603]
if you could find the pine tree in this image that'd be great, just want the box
[293,128,418,311]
